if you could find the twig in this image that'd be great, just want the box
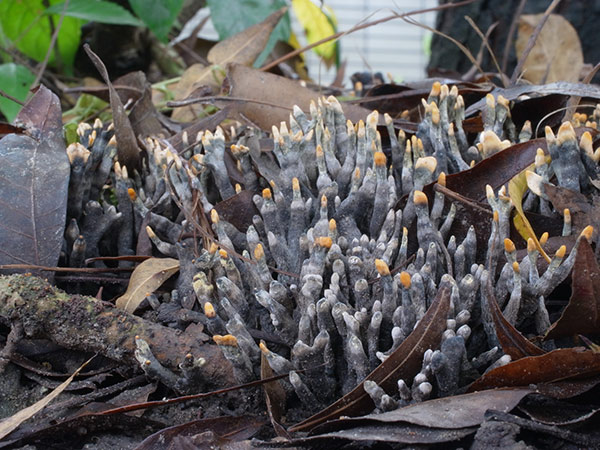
[433,183,493,215]
[0,264,133,273]
[501,0,527,74]
[0,88,25,106]
[509,0,562,85]
[463,17,506,87]
[32,0,69,89]
[260,0,477,72]
[167,95,295,110]
[563,61,600,123]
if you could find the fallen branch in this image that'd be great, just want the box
[0,274,233,385]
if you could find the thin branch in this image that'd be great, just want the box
[260,0,477,72]
[509,0,562,85]
[32,0,69,89]
[0,88,25,106]
[501,0,527,74]
[463,17,506,87]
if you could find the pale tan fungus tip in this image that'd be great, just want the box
[93,118,103,129]
[145,360,151,366]
[209,243,219,254]
[213,334,238,346]
[493,210,499,222]
[127,188,137,202]
[440,83,449,99]
[219,249,228,258]
[430,81,441,97]
[580,131,594,156]
[329,218,336,231]
[431,106,440,125]
[581,225,594,242]
[421,98,430,112]
[135,335,141,340]
[367,110,379,127]
[375,259,390,276]
[204,302,216,318]
[384,113,393,125]
[315,236,333,249]
[486,184,495,200]
[486,93,495,108]
[353,167,361,179]
[321,195,327,207]
[437,172,446,186]
[556,245,566,259]
[354,81,363,92]
[540,232,549,246]
[292,177,300,191]
[210,209,219,223]
[254,243,264,260]
[415,156,437,173]
[497,95,509,108]
[527,238,536,252]
[400,109,410,119]
[405,140,412,153]
[413,190,428,205]
[504,238,515,253]
[259,341,269,353]
[557,121,576,145]
[400,271,411,288]
[564,209,571,220]
[145,226,156,239]
[448,122,455,135]
[185,353,193,359]
[262,188,272,199]
[470,160,476,168]
[374,151,387,166]
[235,184,242,193]
[512,261,520,273]
[522,120,532,132]
[316,144,324,157]
[544,126,555,140]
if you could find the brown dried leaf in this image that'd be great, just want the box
[171,8,286,122]
[225,63,374,131]
[542,182,599,240]
[484,275,545,359]
[0,85,69,274]
[290,279,451,432]
[545,239,600,339]
[116,258,180,313]
[83,44,141,171]
[469,347,600,392]
[214,190,258,231]
[0,357,92,440]
[516,14,583,84]
[134,415,266,450]
[313,388,532,432]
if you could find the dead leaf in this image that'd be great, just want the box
[545,239,600,339]
[469,347,600,392]
[225,63,373,131]
[171,7,287,122]
[484,277,546,359]
[290,278,451,432]
[516,14,583,84]
[83,44,141,171]
[313,388,532,432]
[0,356,93,440]
[134,415,266,449]
[0,85,69,275]
[213,190,259,231]
[116,258,180,313]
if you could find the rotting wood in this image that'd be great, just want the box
[0,274,233,385]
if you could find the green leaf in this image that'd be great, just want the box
[128,0,184,42]
[46,0,144,26]
[0,0,81,69]
[207,0,291,67]
[0,63,35,122]
[291,0,337,61]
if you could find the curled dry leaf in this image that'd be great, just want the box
[116,258,180,313]
[545,239,600,339]
[171,7,287,122]
[290,279,451,432]
[516,14,583,84]
[469,347,600,392]
[483,278,545,360]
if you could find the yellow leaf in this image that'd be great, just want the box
[292,0,337,61]
[508,165,551,263]
[116,257,180,313]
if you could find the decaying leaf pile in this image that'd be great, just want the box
[1,6,600,450]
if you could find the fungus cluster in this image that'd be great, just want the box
[63,82,597,419]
